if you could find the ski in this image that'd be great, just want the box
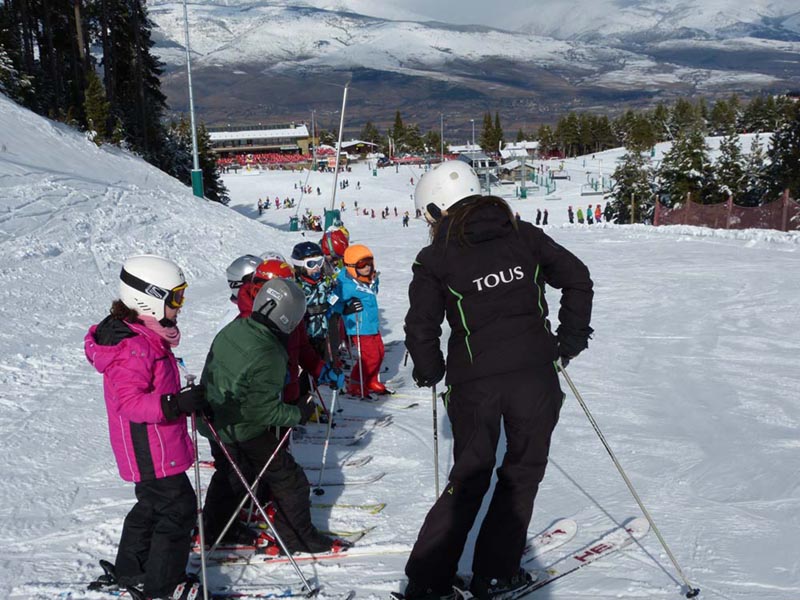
[308,414,393,428]
[521,518,578,561]
[210,589,354,600]
[312,501,386,514]
[49,583,349,599]
[317,471,386,487]
[203,540,413,566]
[239,501,387,527]
[526,517,650,591]
[194,527,372,554]
[292,429,367,446]
[198,455,374,472]
[388,519,578,600]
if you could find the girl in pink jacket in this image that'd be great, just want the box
[85,255,206,600]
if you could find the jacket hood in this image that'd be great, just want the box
[85,317,158,374]
[437,203,515,246]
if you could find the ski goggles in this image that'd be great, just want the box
[120,268,188,309]
[356,258,375,269]
[299,256,325,271]
[166,282,188,308]
[352,257,374,270]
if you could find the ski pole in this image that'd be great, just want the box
[313,389,339,496]
[190,412,209,600]
[202,417,318,596]
[355,314,365,399]
[177,362,209,599]
[310,379,330,421]
[207,427,293,556]
[431,384,440,498]
[558,363,700,599]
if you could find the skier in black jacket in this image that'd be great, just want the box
[402,161,594,600]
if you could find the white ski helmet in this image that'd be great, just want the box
[226,254,261,301]
[414,160,482,222]
[119,255,187,323]
[251,278,307,335]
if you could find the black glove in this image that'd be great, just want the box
[161,384,207,420]
[343,298,363,315]
[298,394,317,425]
[556,325,593,369]
[412,356,445,388]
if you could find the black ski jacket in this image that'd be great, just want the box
[405,204,593,386]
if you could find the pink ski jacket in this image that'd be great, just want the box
[85,317,194,483]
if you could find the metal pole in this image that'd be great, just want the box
[440,114,444,163]
[355,314,364,399]
[190,413,209,600]
[431,385,440,498]
[559,364,700,599]
[181,0,204,198]
[207,427,293,556]
[471,119,475,149]
[313,390,339,495]
[202,418,318,595]
[329,81,350,213]
[311,109,316,169]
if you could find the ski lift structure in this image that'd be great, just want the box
[581,160,613,197]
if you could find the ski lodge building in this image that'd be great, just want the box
[207,123,314,158]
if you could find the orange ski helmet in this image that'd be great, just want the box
[343,244,374,282]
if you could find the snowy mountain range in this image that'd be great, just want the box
[3,87,800,600]
[147,0,800,131]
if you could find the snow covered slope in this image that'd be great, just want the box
[2,94,800,599]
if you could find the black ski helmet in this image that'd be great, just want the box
[291,241,323,262]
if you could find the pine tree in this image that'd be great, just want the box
[424,129,442,155]
[592,115,618,153]
[536,125,555,156]
[84,69,110,144]
[555,112,580,156]
[318,129,336,146]
[0,41,32,102]
[656,128,715,206]
[651,102,671,141]
[741,95,769,133]
[610,150,653,223]
[709,98,737,136]
[627,114,657,153]
[493,112,504,151]
[479,112,493,151]
[714,130,746,202]
[740,134,768,206]
[764,100,800,199]
[360,120,381,145]
[516,128,526,142]
[103,0,167,161]
[197,123,229,205]
[670,98,702,137]
[403,123,424,153]
[391,111,405,149]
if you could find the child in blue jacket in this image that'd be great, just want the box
[333,244,387,396]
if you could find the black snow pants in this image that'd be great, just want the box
[115,472,195,598]
[202,428,314,552]
[405,364,563,591]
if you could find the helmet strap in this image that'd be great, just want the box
[426,203,443,221]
